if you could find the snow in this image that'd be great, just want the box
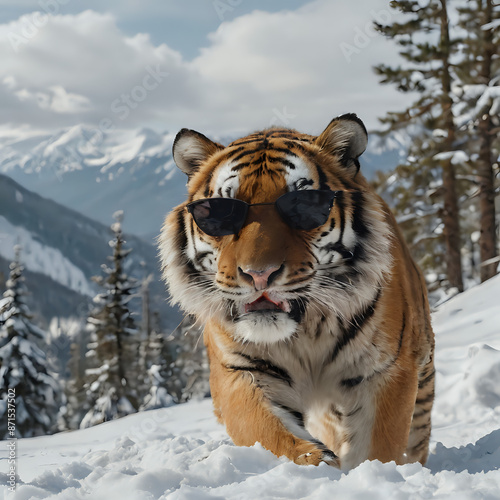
[481,19,500,31]
[42,126,91,159]
[0,216,94,297]
[0,125,177,179]
[455,84,500,127]
[433,150,469,165]
[3,275,500,499]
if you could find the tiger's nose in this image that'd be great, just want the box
[238,265,283,291]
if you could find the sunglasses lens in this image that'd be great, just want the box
[276,190,336,230]
[187,190,337,235]
[188,198,247,236]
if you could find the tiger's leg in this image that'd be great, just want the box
[405,355,435,464]
[208,354,339,467]
[368,366,419,464]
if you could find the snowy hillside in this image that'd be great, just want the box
[3,275,499,499]
[0,215,93,298]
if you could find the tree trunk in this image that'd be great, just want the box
[439,0,464,291]
[477,0,498,282]
[441,159,464,291]
[478,114,497,282]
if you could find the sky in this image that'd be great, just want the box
[0,0,411,138]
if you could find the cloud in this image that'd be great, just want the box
[191,0,409,134]
[14,85,91,113]
[0,2,408,136]
[0,10,197,130]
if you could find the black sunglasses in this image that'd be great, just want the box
[186,189,339,237]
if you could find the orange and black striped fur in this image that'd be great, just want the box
[159,114,435,469]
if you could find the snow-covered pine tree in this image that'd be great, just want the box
[140,310,175,410]
[455,0,500,282]
[0,246,62,438]
[374,0,465,292]
[136,273,153,404]
[80,211,141,428]
[371,144,449,300]
[46,317,77,379]
[140,313,209,405]
[61,320,90,430]
[166,316,209,403]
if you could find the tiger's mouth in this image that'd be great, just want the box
[244,292,291,314]
[232,292,306,343]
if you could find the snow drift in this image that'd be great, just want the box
[3,275,500,499]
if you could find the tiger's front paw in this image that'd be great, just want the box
[295,445,339,467]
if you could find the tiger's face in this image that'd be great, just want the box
[160,114,392,345]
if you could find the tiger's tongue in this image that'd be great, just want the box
[245,293,289,313]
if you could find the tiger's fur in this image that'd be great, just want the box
[159,114,435,470]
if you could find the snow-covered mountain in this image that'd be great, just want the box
[0,125,186,240]
[0,173,180,329]
[0,125,407,240]
[6,275,500,499]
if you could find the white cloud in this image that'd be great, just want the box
[14,85,91,113]
[190,0,409,134]
[0,2,409,137]
[195,10,315,92]
[0,10,196,130]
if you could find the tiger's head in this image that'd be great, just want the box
[159,114,393,345]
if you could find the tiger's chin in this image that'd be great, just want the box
[232,311,298,345]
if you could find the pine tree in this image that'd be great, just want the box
[80,212,141,428]
[371,159,450,301]
[166,316,210,403]
[140,319,175,410]
[455,0,500,282]
[61,322,90,430]
[137,273,154,404]
[374,0,464,291]
[46,317,75,379]
[0,246,62,438]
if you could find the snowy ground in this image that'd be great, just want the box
[2,275,500,499]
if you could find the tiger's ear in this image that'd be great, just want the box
[172,128,224,177]
[315,114,368,176]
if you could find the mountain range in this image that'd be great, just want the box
[0,125,407,241]
[0,126,184,241]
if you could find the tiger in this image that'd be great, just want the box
[158,113,435,470]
